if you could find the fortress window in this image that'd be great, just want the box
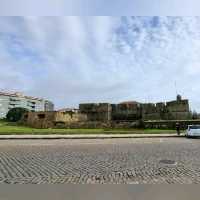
[38,114,45,119]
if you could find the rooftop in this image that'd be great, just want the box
[0,91,44,101]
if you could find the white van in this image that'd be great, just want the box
[186,125,200,137]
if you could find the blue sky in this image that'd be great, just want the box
[0,0,199,15]
[0,16,200,111]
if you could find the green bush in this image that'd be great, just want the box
[6,107,29,122]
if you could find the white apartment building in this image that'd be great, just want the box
[0,91,54,119]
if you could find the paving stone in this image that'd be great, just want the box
[0,138,199,184]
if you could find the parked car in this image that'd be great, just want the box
[186,125,200,137]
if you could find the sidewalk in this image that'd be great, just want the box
[0,133,184,139]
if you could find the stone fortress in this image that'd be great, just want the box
[79,95,191,122]
[23,95,193,128]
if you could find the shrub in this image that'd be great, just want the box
[137,119,145,129]
[55,121,66,129]
[6,107,29,122]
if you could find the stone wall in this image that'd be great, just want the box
[24,111,55,128]
[141,95,191,120]
[22,95,192,129]
[141,103,160,120]
[79,95,191,122]
[23,111,87,128]
[79,103,112,122]
[144,120,200,129]
[112,102,141,120]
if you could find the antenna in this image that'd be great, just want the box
[174,81,178,96]
[148,94,150,103]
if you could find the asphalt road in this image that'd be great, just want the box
[0,137,200,184]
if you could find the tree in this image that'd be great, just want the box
[6,107,29,122]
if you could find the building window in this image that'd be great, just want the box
[9,103,16,106]
[28,101,36,104]
[9,98,20,102]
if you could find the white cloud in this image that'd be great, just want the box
[1,17,200,111]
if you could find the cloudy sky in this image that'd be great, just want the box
[0,16,200,111]
[0,0,199,15]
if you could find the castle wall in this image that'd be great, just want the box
[23,111,87,128]
[25,111,55,128]
[79,103,112,122]
[112,103,141,120]
[166,99,189,112]
[144,120,200,129]
[141,96,191,121]
[141,103,161,120]
[23,95,192,128]
[79,96,191,122]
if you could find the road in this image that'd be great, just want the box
[0,137,199,184]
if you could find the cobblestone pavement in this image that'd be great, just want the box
[0,138,200,184]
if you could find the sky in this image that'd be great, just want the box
[0,16,200,111]
[0,0,200,15]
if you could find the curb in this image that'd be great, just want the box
[0,134,184,140]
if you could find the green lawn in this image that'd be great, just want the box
[0,120,176,135]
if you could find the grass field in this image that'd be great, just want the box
[0,120,176,135]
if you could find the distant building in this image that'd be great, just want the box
[44,100,54,111]
[0,91,54,119]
